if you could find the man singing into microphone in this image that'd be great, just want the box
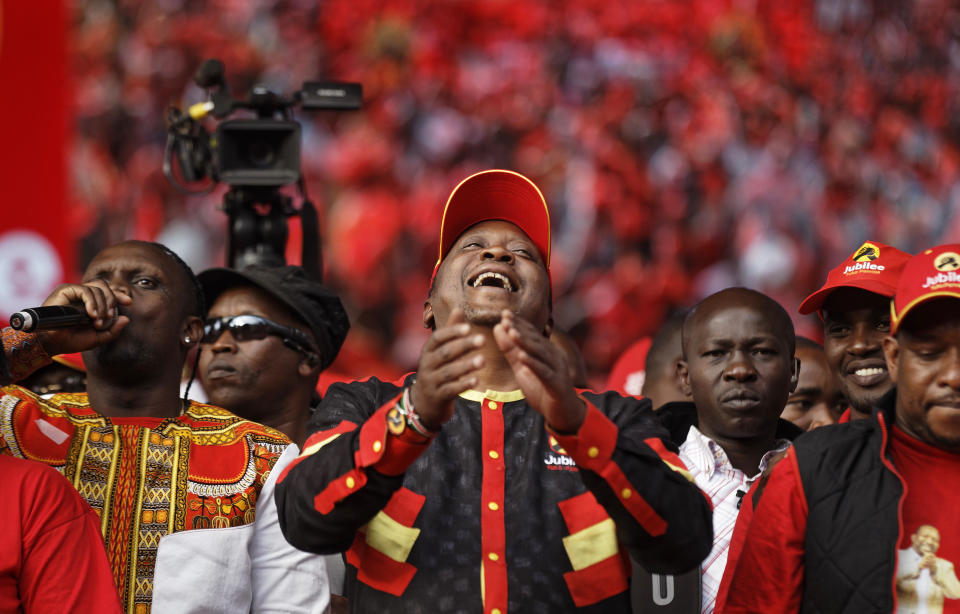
[0,240,329,613]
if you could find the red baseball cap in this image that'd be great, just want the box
[605,337,652,397]
[52,352,85,372]
[890,244,960,334]
[798,241,911,315]
[432,169,551,283]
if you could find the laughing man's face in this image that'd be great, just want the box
[424,220,550,332]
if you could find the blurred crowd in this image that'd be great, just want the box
[71,0,960,384]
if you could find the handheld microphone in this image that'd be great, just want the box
[9,306,92,332]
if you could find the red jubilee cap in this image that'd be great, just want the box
[798,241,911,315]
[891,244,960,334]
[431,169,551,283]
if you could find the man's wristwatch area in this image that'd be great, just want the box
[386,386,439,440]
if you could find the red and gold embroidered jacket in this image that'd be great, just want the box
[0,329,291,613]
[275,375,713,614]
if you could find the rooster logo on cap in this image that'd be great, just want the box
[934,252,960,272]
[853,243,880,262]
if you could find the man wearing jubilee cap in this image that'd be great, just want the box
[798,241,911,421]
[20,351,86,397]
[275,169,712,613]
[719,244,960,613]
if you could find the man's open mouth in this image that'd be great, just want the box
[470,271,515,292]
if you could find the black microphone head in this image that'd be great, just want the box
[9,305,92,332]
[195,59,227,90]
[9,312,26,330]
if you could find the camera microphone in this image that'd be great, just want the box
[194,58,227,90]
[193,58,234,119]
[9,306,93,332]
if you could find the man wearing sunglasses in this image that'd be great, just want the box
[196,264,351,612]
[197,264,350,448]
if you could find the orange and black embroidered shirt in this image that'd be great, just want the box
[0,377,290,614]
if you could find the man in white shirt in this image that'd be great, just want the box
[637,288,801,613]
[897,525,960,614]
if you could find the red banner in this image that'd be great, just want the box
[0,0,71,322]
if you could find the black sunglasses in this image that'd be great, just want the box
[202,315,318,359]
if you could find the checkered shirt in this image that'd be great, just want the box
[678,425,790,614]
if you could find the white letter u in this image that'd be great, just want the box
[651,573,674,605]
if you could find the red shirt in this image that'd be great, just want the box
[889,426,960,613]
[0,455,122,613]
[718,424,960,613]
[0,387,290,610]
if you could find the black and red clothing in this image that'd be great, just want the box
[275,376,713,614]
[719,390,960,613]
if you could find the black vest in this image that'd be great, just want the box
[792,392,904,613]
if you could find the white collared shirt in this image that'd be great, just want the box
[678,425,790,614]
[152,444,331,613]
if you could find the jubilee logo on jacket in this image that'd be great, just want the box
[544,435,577,471]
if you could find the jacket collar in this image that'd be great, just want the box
[873,388,897,425]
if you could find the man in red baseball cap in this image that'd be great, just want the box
[798,241,911,421]
[20,352,86,397]
[276,169,712,613]
[720,244,960,613]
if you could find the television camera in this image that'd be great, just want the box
[163,59,361,277]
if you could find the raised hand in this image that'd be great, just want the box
[493,310,585,433]
[35,280,131,357]
[410,308,485,430]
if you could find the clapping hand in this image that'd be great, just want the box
[410,308,485,430]
[493,310,585,433]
